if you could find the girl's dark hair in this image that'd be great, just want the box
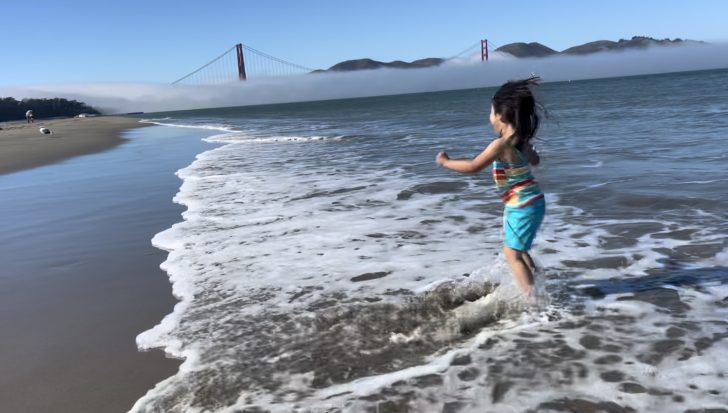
[491,76,543,150]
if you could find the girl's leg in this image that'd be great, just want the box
[503,246,535,294]
[522,251,537,274]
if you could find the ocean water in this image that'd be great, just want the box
[132,69,728,413]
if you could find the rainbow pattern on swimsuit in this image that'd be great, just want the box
[492,149,544,209]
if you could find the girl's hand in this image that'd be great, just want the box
[436,151,449,166]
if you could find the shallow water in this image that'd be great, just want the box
[132,69,728,412]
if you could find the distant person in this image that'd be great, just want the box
[25,110,34,123]
[436,77,545,296]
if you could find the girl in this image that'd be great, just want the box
[436,78,545,295]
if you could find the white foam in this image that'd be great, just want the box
[132,119,728,412]
[206,134,347,144]
[577,160,604,168]
[140,118,237,133]
[678,178,728,184]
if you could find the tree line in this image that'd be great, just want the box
[0,97,101,122]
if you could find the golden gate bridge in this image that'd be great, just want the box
[172,39,502,85]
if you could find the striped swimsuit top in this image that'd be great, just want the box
[492,148,544,209]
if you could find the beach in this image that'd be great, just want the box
[0,116,148,175]
[0,122,214,412]
[2,69,727,413]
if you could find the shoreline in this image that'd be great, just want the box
[0,124,216,412]
[0,116,148,175]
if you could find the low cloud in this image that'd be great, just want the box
[2,43,727,114]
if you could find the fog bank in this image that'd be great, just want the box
[2,43,727,114]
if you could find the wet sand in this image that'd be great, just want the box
[0,125,214,412]
[0,116,148,175]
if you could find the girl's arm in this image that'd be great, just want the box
[522,142,540,166]
[436,138,507,174]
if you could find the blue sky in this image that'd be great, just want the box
[1,0,727,87]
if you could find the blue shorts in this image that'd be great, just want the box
[503,198,545,251]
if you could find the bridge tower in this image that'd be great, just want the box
[481,39,489,61]
[236,43,247,81]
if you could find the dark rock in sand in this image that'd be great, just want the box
[646,387,672,396]
[562,256,630,269]
[397,181,468,200]
[617,287,690,314]
[291,185,367,201]
[666,326,687,338]
[359,394,384,402]
[601,344,624,353]
[558,320,590,330]
[673,243,726,259]
[594,355,622,365]
[579,286,606,299]
[413,374,443,387]
[636,339,684,365]
[350,271,391,282]
[572,362,589,379]
[426,281,494,313]
[653,339,684,354]
[370,399,410,413]
[600,370,626,382]
[651,228,696,240]
[466,225,485,234]
[553,344,586,359]
[456,367,480,382]
[491,381,514,403]
[596,222,664,249]
[586,323,607,332]
[239,406,269,413]
[535,398,636,413]
[618,382,647,393]
[678,348,695,361]
[695,336,717,353]
[579,335,602,349]
[479,338,498,350]
[450,354,472,366]
[442,401,466,413]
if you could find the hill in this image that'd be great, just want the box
[494,42,557,58]
[317,57,445,73]
[498,36,699,58]
[316,36,700,72]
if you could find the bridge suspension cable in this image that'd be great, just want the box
[447,38,508,62]
[173,37,507,85]
[448,41,481,60]
[172,45,237,84]
[172,43,315,85]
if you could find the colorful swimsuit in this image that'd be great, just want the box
[492,148,545,251]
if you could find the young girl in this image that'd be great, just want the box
[436,77,545,295]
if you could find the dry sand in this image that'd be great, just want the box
[0,116,148,175]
